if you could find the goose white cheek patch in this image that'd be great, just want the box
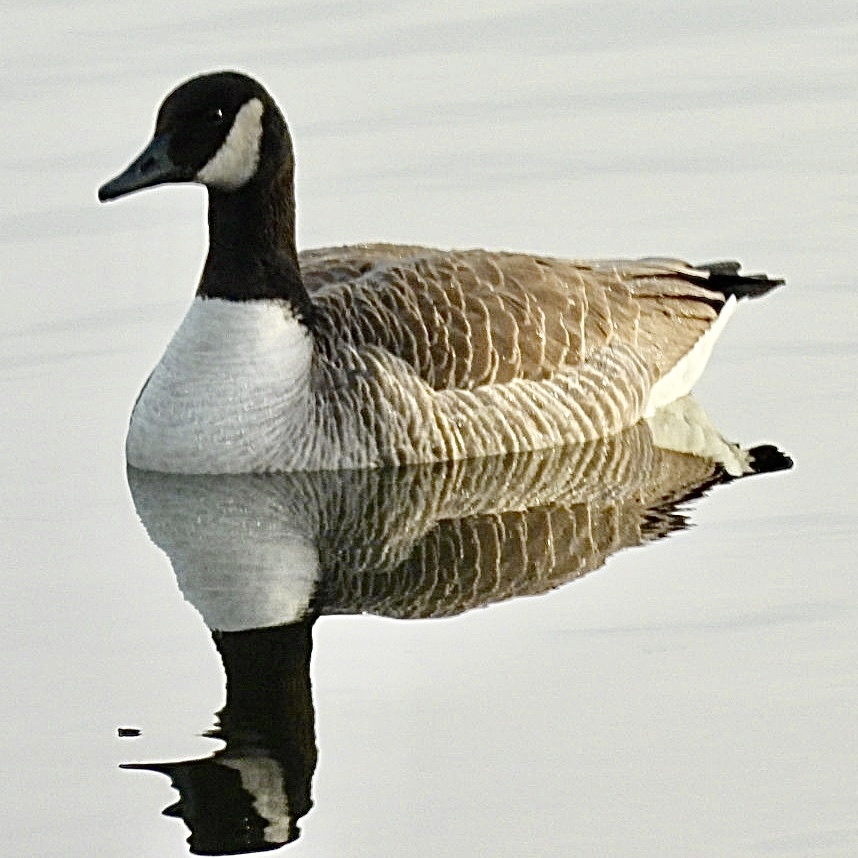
[196,97,264,190]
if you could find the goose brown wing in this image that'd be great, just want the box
[299,245,724,391]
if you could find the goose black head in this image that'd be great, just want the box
[98,71,291,202]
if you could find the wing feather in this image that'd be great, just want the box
[300,245,724,394]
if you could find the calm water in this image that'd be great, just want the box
[3,2,857,856]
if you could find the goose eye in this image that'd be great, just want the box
[206,107,225,125]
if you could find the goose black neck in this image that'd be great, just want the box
[197,163,313,320]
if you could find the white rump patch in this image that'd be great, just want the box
[644,294,737,416]
[196,97,264,190]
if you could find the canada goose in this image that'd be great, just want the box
[99,71,783,474]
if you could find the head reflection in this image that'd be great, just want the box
[124,620,316,853]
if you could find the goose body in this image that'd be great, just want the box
[99,72,783,474]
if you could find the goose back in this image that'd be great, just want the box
[301,245,722,389]
[290,245,730,468]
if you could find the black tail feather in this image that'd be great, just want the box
[746,443,794,475]
[695,260,785,299]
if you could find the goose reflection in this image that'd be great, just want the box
[123,398,790,854]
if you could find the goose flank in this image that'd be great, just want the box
[98,71,783,474]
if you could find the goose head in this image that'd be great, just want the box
[98,71,291,201]
[99,72,306,305]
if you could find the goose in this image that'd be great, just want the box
[99,71,783,474]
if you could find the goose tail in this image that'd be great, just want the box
[695,261,785,300]
[741,443,794,477]
[647,395,793,478]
